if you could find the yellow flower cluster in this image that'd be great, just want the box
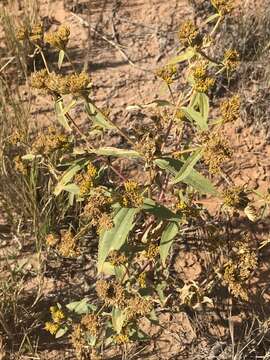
[70,324,85,357]
[75,163,97,197]
[29,23,43,43]
[191,62,215,93]
[44,306,65,335]
[30,69,48,89]
[211,0,234,16]
[144,243,159,260]
[122,180,144,208]
[31,127,69,155]
[135,135,157,163]
[44,322,59,335]
[220,95,240,123]
[81,314,99,337]
[50,306,65,323]
[114,333,129,344]
[108,250,127,266]
[138,272,147,288]
[44,25,70,50]
[96,280,125,307]
[45,233,59,248]
[178,20,202,48]
[223,49,240,71]
[224,241,257,301]
[156,64,177,85]
[83,187,113,232]
[30,70,91,95]
[202,132,232,174]
[176,200,197,219]
[16,23,43,43]
[57,230,78,258]
[222,186,249,210]
[46,72,90,95]
[126,296,152,320]
[14,155,27,175]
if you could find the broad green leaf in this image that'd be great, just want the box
[155,282,170,307]
[198,93,209,122]
[143,198,180,221]
[55,326,68,338]
[66,298,96,314]
[190,93,209,123]
[160,222,179,266]
[184,168,218,195]
[167,48,195,65]
[62,183,80,195]
[63,99,77,114]
[54,163,82,196]
[55,100,72,132]
[112,308,126,334]
[85,101,115,130]
[181,106,208,130]
[154,157,218,195]
[173,148,203,184]
[98,208,139,273]
[58,49,65,69]
[101,262,128,281]
[90,147,141,158]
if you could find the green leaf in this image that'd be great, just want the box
[112,308,126,334]
[98,208,139,273]
[173,148,203,184]
[58,49,65,69]
[66,298,96,314]
[85,101,115,130]
[203,13,220,25]
[55,100,72,132]
[183,168,218,195]
[160,222,179,266]
[101,262,128,282]
[190,93,209,123]
[62,183,80,195]
[198,93,209,122]
[167,48,195,65]
[55,326,68,338]
[63,99,77,114]
[90,147,141,158]
[154,157,218,195]
[54,163,82,196]
[143,198,180,221]
[181,106,208,130]
[21,154,41,161]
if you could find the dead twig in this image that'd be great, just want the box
[70,12,153,74]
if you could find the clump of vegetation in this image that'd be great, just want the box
[1,0,270,358]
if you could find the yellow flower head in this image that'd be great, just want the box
[223,49,240,71]
[44,322,59,335]
[156,64,177,84]
[178,20,202,48]
[122,180,144,208]
[44,25,70,50]
[220,95,240,123]
[211,0,234,16]
[50,306,65,323]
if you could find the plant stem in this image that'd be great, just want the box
[37,46,50,74]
